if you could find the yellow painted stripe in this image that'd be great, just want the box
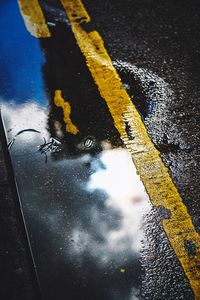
[17,0,50,38]
[54,90,79,135]
[61,0,200,298]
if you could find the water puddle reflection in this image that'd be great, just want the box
[1,102,152,300]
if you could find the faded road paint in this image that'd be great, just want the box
[61,0,200,297]
[17,0,50,38]
[54,90,79,135]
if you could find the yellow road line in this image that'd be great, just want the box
[17,0,50,38]
[54,90,79,135]
[61,0,200,297]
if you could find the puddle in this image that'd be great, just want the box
[1,101,152,300]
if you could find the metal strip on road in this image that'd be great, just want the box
[17,0,51,38]
[60,0,200,298]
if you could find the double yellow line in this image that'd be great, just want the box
[18,0,200,298]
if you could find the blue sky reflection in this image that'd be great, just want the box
[0,0,47,106]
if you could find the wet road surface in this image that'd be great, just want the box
[0,0,200,299]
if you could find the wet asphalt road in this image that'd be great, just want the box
[82,0,200,231]
[0,0,200,299]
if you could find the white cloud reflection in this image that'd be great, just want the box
[1,102,151,271]
[71,149,151,266]
[1,102,49,142]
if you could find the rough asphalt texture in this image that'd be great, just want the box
[0,0,199,299]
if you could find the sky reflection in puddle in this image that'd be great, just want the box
[1,102,152,299]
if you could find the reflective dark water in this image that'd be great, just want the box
[0,1,152,299]
[1,102,151,300]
